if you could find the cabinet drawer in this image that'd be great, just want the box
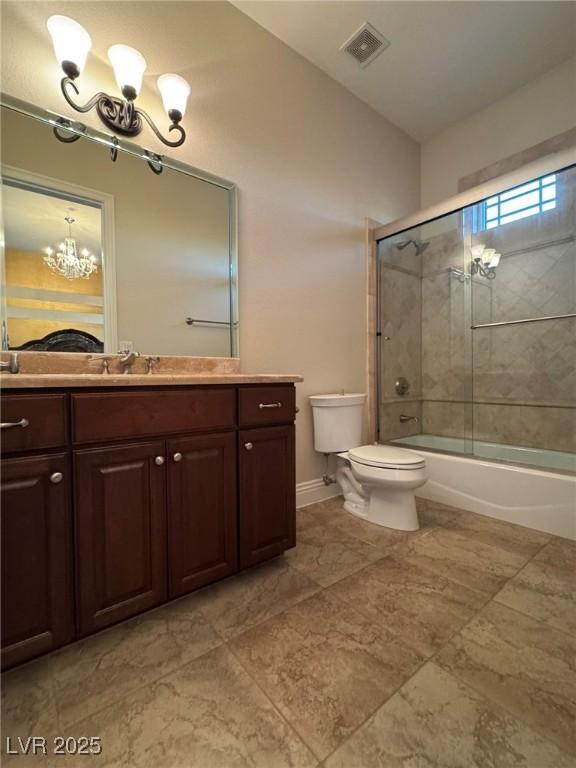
[72,388,236,444]
[238,386,295,426]
[1,394,67,455]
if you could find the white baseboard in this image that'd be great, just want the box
[296,477,341,508]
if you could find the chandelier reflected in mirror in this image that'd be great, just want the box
[44,215,98,280]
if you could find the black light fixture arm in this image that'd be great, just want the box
[470,259,497,280]
[56,76,186,148]
[137,106,185,148]
[60,76,108,114]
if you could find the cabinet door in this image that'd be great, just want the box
[1,454,74,669]
[239,425,295,568]
[167,433,237,598]
[75,441,167,635]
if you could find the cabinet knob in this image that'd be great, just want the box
[173,452,183,462]
[154,456,165,466]
[50,472,63,484]
[244,442,254,451]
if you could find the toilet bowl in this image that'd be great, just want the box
[337,445,426,531]
[310,393,427,531]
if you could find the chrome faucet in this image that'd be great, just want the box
[118,349,140,374]
[0,352,20,374]
[145,355,160,375]
[399,414,419,423]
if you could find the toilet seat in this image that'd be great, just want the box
[348,444,425,470]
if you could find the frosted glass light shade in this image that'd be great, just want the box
[470,243,485,261]
[47,15,92,77]
[481,248,496,266]
[108,44,147,98]
[157,74,190,119]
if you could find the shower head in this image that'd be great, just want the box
[395,238,429,255]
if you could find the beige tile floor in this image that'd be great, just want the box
[2,496,575,767]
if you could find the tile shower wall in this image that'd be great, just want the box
[379,165,575,454]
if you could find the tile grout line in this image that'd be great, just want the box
[314,651,435,766]
[216,513,445,766]
[224,640,323,765]
[487,593,576,641]
[424,534,576,757]
[431,659,576,759]
[301,509,567,764]
[47,636,228,734]
[426,529,555,657]
[317,538,570,765]
[261,505,471,765]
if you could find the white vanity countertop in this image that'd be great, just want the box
[0,373,303,388]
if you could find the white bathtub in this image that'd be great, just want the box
[393,435,576,540]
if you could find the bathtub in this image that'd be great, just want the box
[392,434,576,540]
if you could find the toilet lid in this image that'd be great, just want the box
[348,444,425,469]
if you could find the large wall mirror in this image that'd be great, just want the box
[0,98,238,357]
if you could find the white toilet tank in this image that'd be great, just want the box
[309,393,366,453]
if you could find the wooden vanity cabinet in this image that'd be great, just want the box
[167,432,237,598]
[74,441,168,635]
[1,453,74,669]
[239,425,295,568]
[0,383,296,668]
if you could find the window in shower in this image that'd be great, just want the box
[472,174,557,232]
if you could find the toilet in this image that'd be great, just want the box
[310,393,426,531]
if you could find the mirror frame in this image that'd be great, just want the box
[0,93,239,358]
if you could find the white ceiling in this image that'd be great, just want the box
[3,184,102,260]
[233,1,576,142]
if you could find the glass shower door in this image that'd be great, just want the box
[377,209,473,455]
[466,165,576,472]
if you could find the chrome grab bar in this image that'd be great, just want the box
[259,402,282,409]
[472,312,576,330]
[1,418,29,430]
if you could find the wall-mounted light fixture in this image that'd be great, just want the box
[470,244,501,280]
[47,15,190,152]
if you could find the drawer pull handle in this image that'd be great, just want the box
[50,472,63,484]
[244,442,254,451]
[0,418,29,430]
[154,456,165,466]
[259,402,282,409]
[173,452,183,462]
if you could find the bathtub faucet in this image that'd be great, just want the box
[399,414,419,423]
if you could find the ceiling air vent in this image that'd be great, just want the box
[340,22,390,68]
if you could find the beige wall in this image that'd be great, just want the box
[421,57,576,207]
[0,1,421,484]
